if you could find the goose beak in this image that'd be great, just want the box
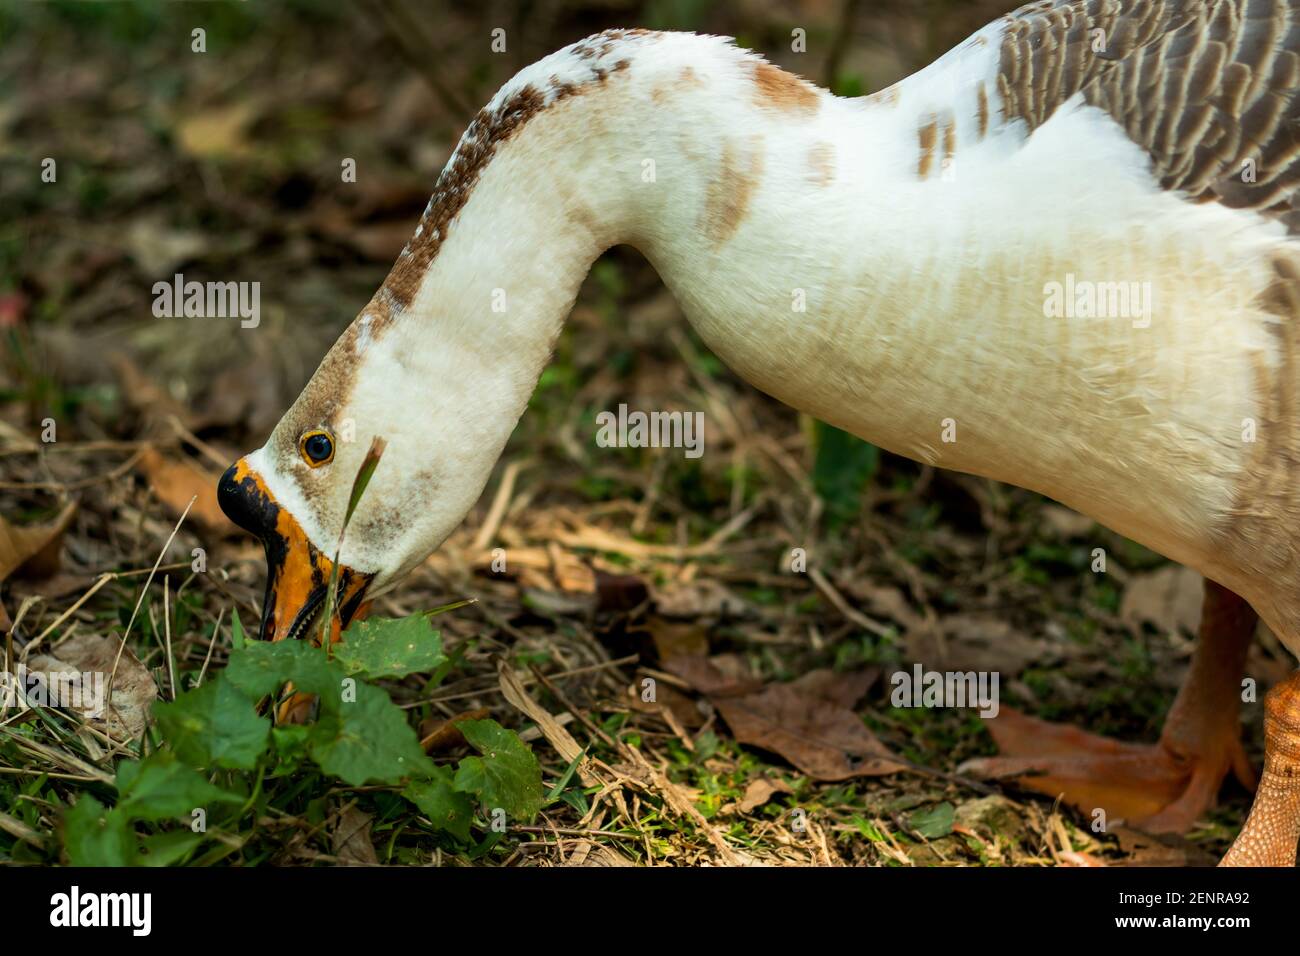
[217,459,373,644]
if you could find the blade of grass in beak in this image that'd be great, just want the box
[319,436,387,652]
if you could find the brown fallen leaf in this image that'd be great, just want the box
[111,353,195,434]
[647,619,709,661]
[25,633,157,740]
[331,805,379,865]
[787,667,881,709]
[137,448,231,535]
[653,578,752,619]
[175,102,256,160]
[668,658,902,782]
[419,707,489,753]
[1110,825,1215,867]
[735,776,795,814]
[662,654,762,697]
[563,842,637,867]
[0,503,77,584]
[713,683,904,781]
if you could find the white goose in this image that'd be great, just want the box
[217,1,1300,866]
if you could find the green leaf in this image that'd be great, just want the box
[335,614,446,679]
[153,674,270,770]
[224,638,339,699]
[116,750,242,822]
[453,719,544,822]
[308,681,433,786]
[139,830,206,867]
[271,724,313,767]
[403,764,474,841]
[811,420,877,528]
[231,607,247,649]
[63,795,135,866]
[908,801,955,840]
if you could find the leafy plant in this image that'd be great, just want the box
[61,610,545,865]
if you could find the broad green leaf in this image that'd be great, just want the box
[453,719,544,822]
[307,680,433,786]
[335,614,446,679]
[271,724,313,767]
[139,830,206,867]
[224,638,340,699]
[153,674,270,770]
[403,764,474,841]
[63,795,135,866]
[115,750,242,822]
[811,420,877,528]
[908,801,955,840]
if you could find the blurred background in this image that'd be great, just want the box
[2,0,1291,865]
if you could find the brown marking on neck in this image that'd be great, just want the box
[806,141,836,187]
[652,64,706,105]
[701,137,765,246]
[917,117,939,178]
[380,35,640,310]
[752,61,819,114]
[976,84,990,139]
[942,120,956,166]
[865,84,900,108]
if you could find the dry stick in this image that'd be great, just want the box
[163,575,177,701]
[166,415,233,470]
[28,562,192,655]
[0,445,149,491]
[403,654,640,709]
[108,497,195,714]
[472,459,524,551]
[528,664,742,866]
[808,567,892,638]
[195,607,225,688]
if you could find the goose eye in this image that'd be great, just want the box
[300,430,335,467]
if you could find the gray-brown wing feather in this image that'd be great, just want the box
[1000,0,1300,228]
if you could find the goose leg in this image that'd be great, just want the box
[1220,672,1300,866]
[961,579,1256,833]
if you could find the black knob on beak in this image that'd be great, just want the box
[217,462,280,541]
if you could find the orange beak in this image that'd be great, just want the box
[217,458,373,645]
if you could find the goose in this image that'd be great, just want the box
[216,0,1300,866]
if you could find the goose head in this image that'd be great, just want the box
[216,297,524,643]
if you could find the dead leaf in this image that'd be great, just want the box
[419,707,489,753]
[931,614,1060,674]
[563,842,637,867]
[653,579,752,619]
[137,448,231,535]
[1110,826,1215,867]
[735,776,794,813]
[647,619,709,661]
[669,658,902,781]
[25,633,157,740]
[126,217,210,277]
[787,667,881,709]
[663,654,762,697]
[331,805,379,865]
[0,503,77,584]
[1120,565,1202,636]
[713,683,904,781]
[594,571,648,613]
[496,660,601,786]
[175,103,255,160]
[111,353,195,433]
